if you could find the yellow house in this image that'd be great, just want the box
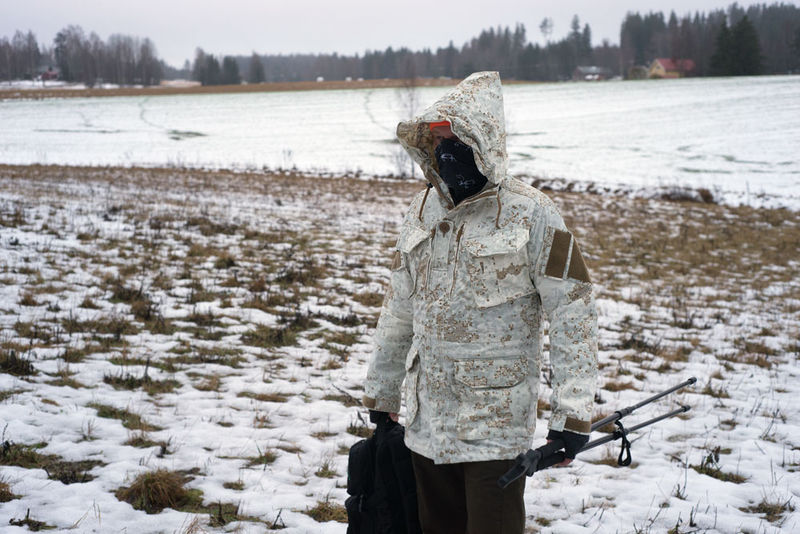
[648,58,696,78]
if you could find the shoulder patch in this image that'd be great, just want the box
[545,229,571,278]
[543,229,592,283]
[567,239,591,283]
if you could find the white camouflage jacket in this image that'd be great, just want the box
[364,71,598,464]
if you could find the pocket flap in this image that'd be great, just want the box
[397,225,430,254]
[454,358,527,388]
[405,348,419,371]
[463,228,529,257]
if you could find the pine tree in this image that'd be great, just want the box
[192,48,207,84]
[731,16,762,75]
[204,55,221,85]
[248,52,265,83]
[710,21,733,75]
[793,28,800,71]
[581,24,593,61]
[221,56,240,84]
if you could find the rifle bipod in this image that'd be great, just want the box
[498,377,696,489]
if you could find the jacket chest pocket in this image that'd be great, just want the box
[396,225,431,298]
[462,228,535,308]
[453,357,532,440]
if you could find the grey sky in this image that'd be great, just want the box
[2,0,790,67]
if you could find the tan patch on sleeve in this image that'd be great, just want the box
[391,251,402,270]
[545,229,571,278]
[362,396,376,409]
[564,417,591,434]
[567,240,591,283]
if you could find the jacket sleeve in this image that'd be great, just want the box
[363,229,416,413]
[530,204,598,435]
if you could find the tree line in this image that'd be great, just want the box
[203,2,798,84]
[196,21,615,85]
[1,2,798,85]
[620,3,799,77]
[0,25,165,85]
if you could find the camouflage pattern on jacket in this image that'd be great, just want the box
[364,71,598,464]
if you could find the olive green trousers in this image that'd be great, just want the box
[410,451,526,534]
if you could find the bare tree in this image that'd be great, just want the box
[394,57,420,178]
[540,17,554,43]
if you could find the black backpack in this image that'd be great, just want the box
[346,415,422,534]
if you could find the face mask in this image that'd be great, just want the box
[434,138,488,205]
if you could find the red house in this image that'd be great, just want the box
[40,67,59,81]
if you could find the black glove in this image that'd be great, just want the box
[547,429,590,459]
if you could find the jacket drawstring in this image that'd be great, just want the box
[449,224,465,298]
[418,183,432,222]
[494,187,502,229]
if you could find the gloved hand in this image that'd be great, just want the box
[546,429,590,459]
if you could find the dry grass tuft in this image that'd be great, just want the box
[0,348,37,376]
[8,509,55,531]
[691,446,747,484]
[238,391,289,403]
[0,440,54,469]
[740,496,795,523]
[246,447,278,468]
[0,440,103,484]
[603,380,638,392]
[0,476,18,502]
[241,324,298,348]
[115,468,201,514]
[89,403,161,431]
[304,498,349,523]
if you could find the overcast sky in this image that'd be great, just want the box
[2,0,790,67]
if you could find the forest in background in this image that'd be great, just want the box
[1,2,799,86]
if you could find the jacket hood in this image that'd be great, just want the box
[396,71,508,197]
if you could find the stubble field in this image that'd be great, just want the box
[0,164,798,533]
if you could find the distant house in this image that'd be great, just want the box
[648,58,696,79]
[572,66,613,81]
[39,67,59,81]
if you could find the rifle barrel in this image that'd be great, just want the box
[497,378,696,488]
[591,377,696,430]
[581,405,691,452]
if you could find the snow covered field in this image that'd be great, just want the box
[1,165,798,533]
[1,75,798,208]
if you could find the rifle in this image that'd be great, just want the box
[498,377,696,489]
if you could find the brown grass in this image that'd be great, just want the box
[89,402,161,431]
[245,448,278,467]
[741,496,795,523]
[0,477,18,502]
[0,77,460,101]
[115,469,201,514]
[238,391,289,403]
[304,499,348,523]
[691,447,747,484]
[604,380,638,392]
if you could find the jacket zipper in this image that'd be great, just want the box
[449,223,465,298]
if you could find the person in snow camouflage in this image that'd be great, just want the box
[363,71,598,533]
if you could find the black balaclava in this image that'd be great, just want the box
[434,138,488,205]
